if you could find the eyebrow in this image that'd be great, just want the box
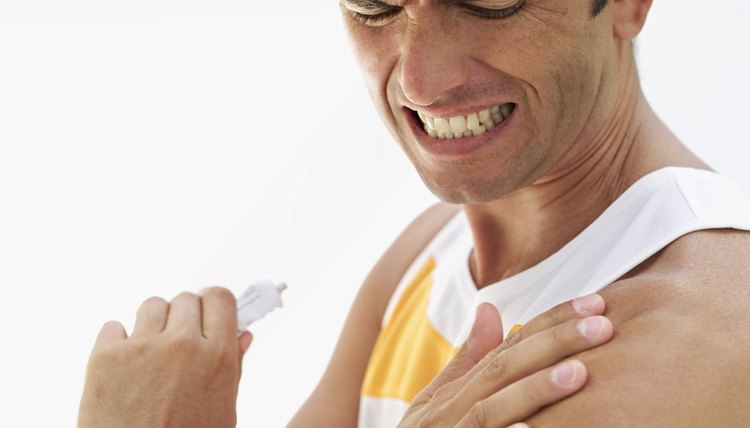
[342,0,471,9]
[342,0,394,10]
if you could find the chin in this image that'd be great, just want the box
[417,169,523,205]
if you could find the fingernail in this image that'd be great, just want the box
[577,316,606,338]
[572,293,599,314]
[551,360,579,386]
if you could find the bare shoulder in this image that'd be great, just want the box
[599,228,750,324]
[289,202,460,427]
[527,229,750,427]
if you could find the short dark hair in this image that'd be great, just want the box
[592,0,608,16]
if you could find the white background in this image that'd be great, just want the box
[0,1,748,427]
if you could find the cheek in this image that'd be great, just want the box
[345,24,399,98]
[481,17,601,136]
[344,22,407,142]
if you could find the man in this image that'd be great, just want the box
[79,0,750,426]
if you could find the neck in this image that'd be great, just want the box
[464,49,705,289]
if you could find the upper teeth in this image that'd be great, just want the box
[417,103,515,139]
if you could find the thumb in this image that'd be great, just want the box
[466,302,504,363]
[238,331,253,357]
[413,303,504,404]
[237,330,253,378]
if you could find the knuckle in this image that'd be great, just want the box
[87,347,119,369]
[528,374,552,402]
[550,321,585,350]
[202,286,236,305]
[121,339,157,365]
[490,339,511,358]
[551,321,570,344]
[523,299,571,334]
[431,379,458,403]
[551,298,574,321]
[504,327,525,347]
[215,340,238,361]
[172,291,199,304]
[208,348,238,375]
[167,333,201,355]
[535,300,569,329]
[453,342,470,360]
[101,320,124,332]
[138,296,168,314]
[418,408,445,428]
[141,296,167,307]
[482,347,510,381]
[89,338,130,367]
[465,402,487,428]
[431,384,449,402]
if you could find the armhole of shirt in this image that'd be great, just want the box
[380,211,465,327]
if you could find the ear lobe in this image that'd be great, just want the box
[611,0,654,39]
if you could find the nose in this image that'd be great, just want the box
[398,17,469,107]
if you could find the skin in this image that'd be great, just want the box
[290,204,616,426]
[80,204,608,427]
[340,0,705,283]
[332,0,750,425]
[79,0,750,426]
[398,296,614,427]
[78,288,254,427]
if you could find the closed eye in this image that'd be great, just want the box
[350,7,402,25]
[461,0,526,20]
[341,0,402,26]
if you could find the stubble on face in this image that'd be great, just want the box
[343,0,617,204]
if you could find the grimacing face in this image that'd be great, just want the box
[340,0,624,204]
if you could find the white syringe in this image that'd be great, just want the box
[236,279,287,333]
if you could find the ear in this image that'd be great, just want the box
[610,0,654,39]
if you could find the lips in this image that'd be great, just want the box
[402,101,518,158]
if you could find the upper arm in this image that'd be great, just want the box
[288,202,460,427]
[527,229,750,427]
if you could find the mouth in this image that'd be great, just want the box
[413,103,517,139]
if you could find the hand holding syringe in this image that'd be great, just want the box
[78,281,286,428]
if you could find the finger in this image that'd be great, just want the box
[467,293,605,379]
[132,296,169,337]
[428,294,604,409]
[164,292,202,334]
[456,359,587,428]
[200,286,238,341]
[504,293,605,348]
[454,315,612,410]
[506,424,530,428]
[412,303,503,405]
[94,320,127,347]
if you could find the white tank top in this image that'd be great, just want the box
[358,167,750,427]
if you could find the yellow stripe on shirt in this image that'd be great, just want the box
[361,257,458,403]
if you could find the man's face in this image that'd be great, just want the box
[341,0,619,203]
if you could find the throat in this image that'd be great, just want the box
[465,193,612,288]
[465,89,644,289]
